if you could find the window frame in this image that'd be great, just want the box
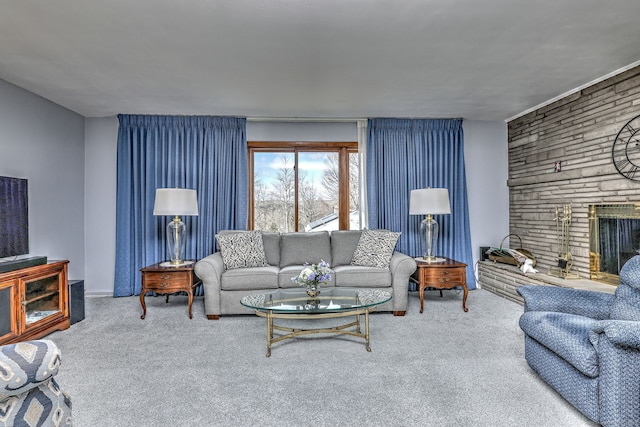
[248,141,358,231]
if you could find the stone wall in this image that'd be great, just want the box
[506,65,640,279]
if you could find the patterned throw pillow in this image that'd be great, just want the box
[215,230,269,270]
[351,229,401,269]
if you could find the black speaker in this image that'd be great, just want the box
[69,280,85,325]
[480,246,491,261]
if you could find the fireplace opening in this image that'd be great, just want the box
[589,204,640,285]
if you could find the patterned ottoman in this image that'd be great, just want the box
[0,340,71,427]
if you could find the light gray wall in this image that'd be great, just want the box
[0,79,85,279]
[462,120,509,269]
[84,117,119,295]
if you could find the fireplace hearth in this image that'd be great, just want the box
[589,204,640,285]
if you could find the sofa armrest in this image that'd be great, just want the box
[390,251,417,276]
[389,252,417,314]
[0,340,61,397]
[195,252,225,282]
[517,285,614,319]
[194,252,225,317]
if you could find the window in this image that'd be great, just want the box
[249,141,359,232]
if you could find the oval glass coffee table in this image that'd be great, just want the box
[241,288,391,357]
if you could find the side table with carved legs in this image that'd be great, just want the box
[139,261,200,319]
[410,257,469,313]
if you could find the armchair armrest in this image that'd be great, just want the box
[517,285,614,319]
[0,340,61,397]
[592,318,640,426]
[591,319,640,349]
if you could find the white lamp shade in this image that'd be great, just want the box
[409,188,451,215]
[153,188,199,216]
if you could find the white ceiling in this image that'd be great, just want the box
[1,0,640,121]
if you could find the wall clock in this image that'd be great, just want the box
[612,113,640,181]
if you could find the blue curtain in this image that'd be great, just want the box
[114,115,248,296]
[366,118,475,288]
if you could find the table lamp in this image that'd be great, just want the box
[153,188,198,265]
[409,188,451,262]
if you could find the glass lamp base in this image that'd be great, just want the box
[167,217,187,265]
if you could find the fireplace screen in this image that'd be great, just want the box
[590,204,640,285]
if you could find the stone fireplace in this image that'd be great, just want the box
[484,66,640,305]
[504,65,640,294]
[589,204,640,285]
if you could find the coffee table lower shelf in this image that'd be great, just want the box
[255,308,375,357]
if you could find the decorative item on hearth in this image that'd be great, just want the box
[409,187,451,262]
[487,234,536,268]
[549,205,580,279]
[291,260,332,297]
[153,188,199,266]
[521,258,538,274]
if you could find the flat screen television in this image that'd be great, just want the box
[0,176,29,259]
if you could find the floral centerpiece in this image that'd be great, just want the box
[291,260,332,297]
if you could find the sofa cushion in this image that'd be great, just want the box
[279,265,336,289]
[280,231,331,267]
[261,232,281,266]
[519,311,600,378]
[216,230,268,270]
[330,230,362,266]
[333,265,391,288]
[221,266,279,291]
[351,229,400,269]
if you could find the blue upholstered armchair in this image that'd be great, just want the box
[517,255,640,426]
[0,340,72,427]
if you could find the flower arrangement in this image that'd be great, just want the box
[291,260,332,292]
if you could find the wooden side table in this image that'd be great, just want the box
[411,257,469,313]
[139,261,200,319]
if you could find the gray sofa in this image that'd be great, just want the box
[194,230,417,319]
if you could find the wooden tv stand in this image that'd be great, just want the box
[0,260,70,345]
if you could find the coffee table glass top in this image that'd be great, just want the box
[241,288,391,313]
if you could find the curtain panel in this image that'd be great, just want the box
[366,118,475,288]
[114,115,248,297]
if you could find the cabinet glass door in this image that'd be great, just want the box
[0,282,18,342]
[23,273,62,327]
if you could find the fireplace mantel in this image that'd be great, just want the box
[477,261,614,305]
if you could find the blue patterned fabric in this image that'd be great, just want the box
[610,255,640,320]
[520,312,599,377]
[518,285,614,319]
[517,255,640,426]
[597,334,640,427]
[0,340,71,427]
[524,335,600,422]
